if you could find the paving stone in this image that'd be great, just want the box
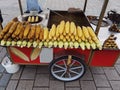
[110,81,120,90]
[17,80,33,90]
[49,80,64,90]
[80,81,96,90]
[0,47,3,51]
[37,66,49,74]
[0,73,11,87]
[116,57,120,65]
[93,74,110,87]
[80,68,93,80]
[33,88,49,90]
[0,48,7,58]
[21,67,36,79]
[115,65,120,75]
[66,87,81,90]
[65,80,80,87]
[34,74,49,87]
[6,80,18,90]
[0,87,6,90]
[11,66,23,79]
[103,67,120,80]
[90,67,104,74]
[25,65,37,69]
[0,64,5,73]
[97,88,112,90]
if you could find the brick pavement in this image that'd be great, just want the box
[0,0,120,90]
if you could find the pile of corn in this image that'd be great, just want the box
[0,20,102,50]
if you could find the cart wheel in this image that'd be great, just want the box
[49,56,86,82]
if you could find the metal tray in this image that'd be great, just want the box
[47,10,91,28]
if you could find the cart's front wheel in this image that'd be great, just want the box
[49,56,86,82]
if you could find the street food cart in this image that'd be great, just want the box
[0,0,120,81]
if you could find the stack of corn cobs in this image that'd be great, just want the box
[0,20,102,50]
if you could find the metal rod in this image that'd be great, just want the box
[95,0,109,36]
[18,0,23,15]
[83,0,88,13]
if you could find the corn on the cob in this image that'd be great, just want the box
[35,16,39,22]
[87,26,96,38]
[59,20,65,34]
[58,41,64,48]
[31,16,34,22]
[39,28,44,41]
[82,26,90,39]
[80,42,85,50]
[53,41,58,47]
[2,21,13,34]
[64,42,69,49]
[74,41,79,48]
[38,42,43,48]
[35,25,41,39]
[44,41,48,47]
[91,42,96,49]
[0,40,6,46]
[23,24,31,39]
[43,27,49,41]
[51,24,56,37]
[69,42,74,48]
[56,25,60,38]
[28,16,31,22]
[70,22,75,34]
[48,41,53,48]
[85,42,90,49]
[65,21,70,34]
[8,22,18,34]
[77,26,82,38]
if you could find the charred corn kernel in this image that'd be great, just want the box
[80,42,85,50]
[64,42,69,49]
[74,41,79,48]
[70,22,76,34]
[43,27,49,40]
[87,26,96,38]
[91,42,96,49]
[53,41,58,47]
[85,42,90,49]
[59,20,65,34]
[77,26,82,38]
[69,42,74,48]
[51,24,56,37]
[23,24,31,38]
[35,16,39,22]
[58,41,64,48]
[65,21,70,34]
[82,26,90,39]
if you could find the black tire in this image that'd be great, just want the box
[49,56,86,82]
